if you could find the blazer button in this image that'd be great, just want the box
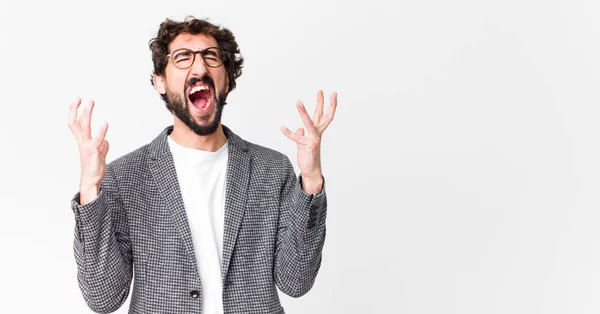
[190,290,200,298]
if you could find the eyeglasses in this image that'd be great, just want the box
[166,47,226,69]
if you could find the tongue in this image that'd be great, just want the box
[190,89,212,110]
[193,98,208,109]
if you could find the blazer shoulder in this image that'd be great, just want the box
[244,139,290,166]
[106,142,152,173]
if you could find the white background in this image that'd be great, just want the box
[1,0,600,313]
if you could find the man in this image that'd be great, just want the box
[68,16,337,314]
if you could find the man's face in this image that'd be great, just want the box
[154,33,229,136]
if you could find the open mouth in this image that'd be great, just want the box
[188,84,213,111]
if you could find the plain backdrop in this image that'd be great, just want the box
[1,0,600,313]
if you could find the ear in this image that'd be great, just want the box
[153,74,166,94]
[225,76,230,94]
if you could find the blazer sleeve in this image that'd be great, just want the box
[71,166,133,314]
[274,156,327,298]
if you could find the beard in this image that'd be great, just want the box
[164,76,228,136]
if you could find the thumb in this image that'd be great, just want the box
[100,140,110,156]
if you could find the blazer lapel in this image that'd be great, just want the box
[146,125,250,285]
[148,126,200,278]
[221,125,251,284]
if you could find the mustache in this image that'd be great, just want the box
[186,76,215,90]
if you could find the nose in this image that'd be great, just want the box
[189,52,208,77]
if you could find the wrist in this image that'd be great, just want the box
[300,173,323,195]
[79,184,100,205]
[301,169,322,180]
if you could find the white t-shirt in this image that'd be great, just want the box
[168,135,228,314]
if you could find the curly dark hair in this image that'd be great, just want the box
[149,16,244,95]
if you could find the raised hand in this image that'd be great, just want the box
[68,97,109,204]
[280,90,338,194]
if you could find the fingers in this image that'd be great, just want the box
[99,139,110,156]
[68,97,82,138]
[296,101,318,134]
[319,92,338,132]
[286,91,337,141]
[280,125,308,144]
[326,92,338,120]
[69,98,108,148]
[312,90,324,123]
[79,100,95,140]
[92,122,109,147]
[280,125,300,142]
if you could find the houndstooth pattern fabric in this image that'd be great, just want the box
[71,125,327,314]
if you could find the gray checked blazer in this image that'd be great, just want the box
[71,125,327,314]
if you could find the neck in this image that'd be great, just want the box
[169,119,227,152]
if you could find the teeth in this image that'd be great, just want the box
[190,85,209,95]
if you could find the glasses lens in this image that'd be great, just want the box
[202,48,223,67]
[171,49,194,68]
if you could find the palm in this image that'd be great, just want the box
[281,90,338,178]
[68,98,110,188]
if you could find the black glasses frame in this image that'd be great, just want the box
[166,47,226,69]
